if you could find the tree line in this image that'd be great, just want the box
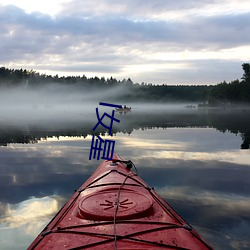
[0,63,249,104]
[208,63,250,105]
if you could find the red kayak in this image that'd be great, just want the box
[28,153,213,249]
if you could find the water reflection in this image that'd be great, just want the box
[0,196,59,228]
[0,107,250,149]
[0,196,62,250]
[0,108,250,249]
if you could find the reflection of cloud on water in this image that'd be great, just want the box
[0,196,61,249]
[114,129,250,166]
[119,138,185,150]
[116,130,188,150]
[0,196,59,231]
[157,186,250,216]
[194,222,250,250]
[3,142,92,178]
[115,127,243,151]
[153,150,250,166]
[157,186,250,250]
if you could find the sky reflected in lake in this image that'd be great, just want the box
[1,111,250,249]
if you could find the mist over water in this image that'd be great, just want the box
[0,85,97,122]
[0,84,197,124]
[1,84,250,149]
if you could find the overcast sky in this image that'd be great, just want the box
[0,0,250,85]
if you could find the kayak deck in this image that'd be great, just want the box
[28,153,213,249]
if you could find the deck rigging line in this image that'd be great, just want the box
[112,160,137,249]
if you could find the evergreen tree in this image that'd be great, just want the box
[242,63,250,83]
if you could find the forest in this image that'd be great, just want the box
[0,63,249,104]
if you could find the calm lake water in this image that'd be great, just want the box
[0,104,250,249]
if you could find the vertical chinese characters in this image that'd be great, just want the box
[89,102,122,160]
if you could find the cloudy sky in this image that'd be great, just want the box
[0,0,250,85]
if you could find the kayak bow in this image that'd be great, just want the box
[28,153,213,249]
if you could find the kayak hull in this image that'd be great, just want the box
[28,153,212,249]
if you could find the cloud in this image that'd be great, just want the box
[1,6,246,51]
[0,1,250,84]
[58,0,240,19]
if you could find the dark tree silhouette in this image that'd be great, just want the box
[0,63,250,104]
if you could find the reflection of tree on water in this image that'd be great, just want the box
[241,133,250,149]
[0,132,38,146]
[0,109,250,149]
[203,109,250,150]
